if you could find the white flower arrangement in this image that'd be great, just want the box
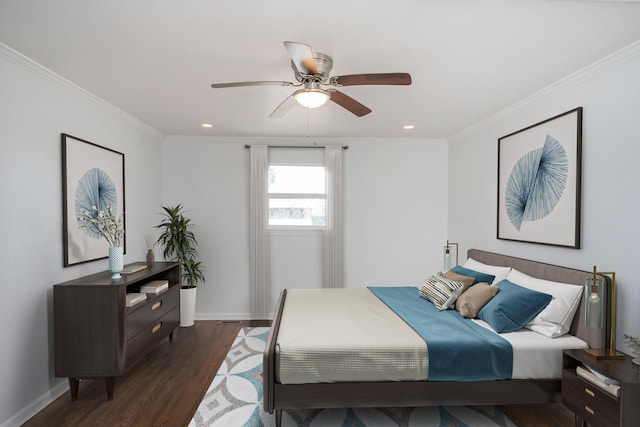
[78,205,124,247]
[624,334,640,359]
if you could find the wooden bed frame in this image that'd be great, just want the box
[263,249,610,424]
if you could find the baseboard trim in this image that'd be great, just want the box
[1,380,68,427]
[195,312,274,321]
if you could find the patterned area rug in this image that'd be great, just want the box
[189,327,517,427]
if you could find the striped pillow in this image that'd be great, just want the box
[420,272,466,310]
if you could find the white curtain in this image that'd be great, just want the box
[249,145,269,318]
[323,146,344,288]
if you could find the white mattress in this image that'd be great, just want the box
[473,319,588,379]
[275,288,589,384]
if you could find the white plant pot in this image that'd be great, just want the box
[180,287,197,327]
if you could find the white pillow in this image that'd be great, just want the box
[463,257,512,284]
[506,269,583,338]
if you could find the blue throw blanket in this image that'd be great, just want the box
[369,286,513,381]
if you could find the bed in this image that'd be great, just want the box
[263,249,610,425]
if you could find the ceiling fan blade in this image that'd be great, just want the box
[329,90,372,117]
[331,73,412,86]
[211,81,293,89]
[269,95,297,118]
[283,41,317,76]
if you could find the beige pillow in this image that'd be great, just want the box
[455,283,499,318]
[444,270,475,290]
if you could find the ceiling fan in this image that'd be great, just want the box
[211,41,412,118]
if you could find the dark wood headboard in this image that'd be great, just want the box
[467,249,608,350]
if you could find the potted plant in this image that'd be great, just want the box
[155,204,205,327]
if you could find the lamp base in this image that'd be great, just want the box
[583,348,626,360]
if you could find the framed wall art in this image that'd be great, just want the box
[497,107,582,248]
[62,133,126,266]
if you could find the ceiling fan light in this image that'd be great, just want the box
[294,89,330,109]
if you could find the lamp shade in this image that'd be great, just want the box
[294,88,330,108]
[585,275,604,328]
[582,266,625,360]
[443,240,458,271]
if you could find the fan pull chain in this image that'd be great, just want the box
[306,106,318,146]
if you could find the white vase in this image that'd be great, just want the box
[180,287,197,327]
[109,247,124,279]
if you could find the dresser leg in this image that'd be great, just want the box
[68,377,79,400]
[105,377,115,400]
[575,414,587,427]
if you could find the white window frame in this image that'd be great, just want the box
[268,163,326,232]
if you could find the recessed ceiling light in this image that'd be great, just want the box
[201,123,213,128]
[403,125,415,130]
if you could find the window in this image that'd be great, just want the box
[268,165,326,227]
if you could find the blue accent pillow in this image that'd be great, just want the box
[451,266,495,285]
[477,279,552,333]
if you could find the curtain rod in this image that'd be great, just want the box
[244,144,348,149]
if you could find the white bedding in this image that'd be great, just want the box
[473,319,588,379]
[276,288,589,384]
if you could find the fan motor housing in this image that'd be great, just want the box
[292,52,333,83]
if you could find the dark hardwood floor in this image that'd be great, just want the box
[24,320,575,426]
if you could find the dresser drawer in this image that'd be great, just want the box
[125,306,180,368]
[126,286,179,339]
[562,369,619,427]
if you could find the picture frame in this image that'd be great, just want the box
[62,133,126,266]
[497,107,582,248]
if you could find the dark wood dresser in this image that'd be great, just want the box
[54,262,180,400]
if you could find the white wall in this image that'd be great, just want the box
[161,138,251,318]
[6,36,639,426]
[162,137,448,319]
[447,47,640,356]
[343,140,448,288]
[0,45,165,426]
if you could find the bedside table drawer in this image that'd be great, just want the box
[562,370,619,427]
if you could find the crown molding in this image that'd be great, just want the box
[449,40,640,141]
[0,42,164,138]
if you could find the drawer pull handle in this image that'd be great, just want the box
[152,301,162,311]
[584,405,595,415]
[584,388,595,397]
[152,322,162,333]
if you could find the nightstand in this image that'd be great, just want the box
[562,349,640,427]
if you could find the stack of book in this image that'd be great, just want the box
[125,293,147,307]
[121,263,148,275]
[140,280,169,294]
[576,365,621,397]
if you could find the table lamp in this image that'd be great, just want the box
[443,240,458,271]
[584,266,625,360]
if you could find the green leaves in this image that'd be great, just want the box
[155,204,205,288]
[156,205,197,261]
[182,258,205,289]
